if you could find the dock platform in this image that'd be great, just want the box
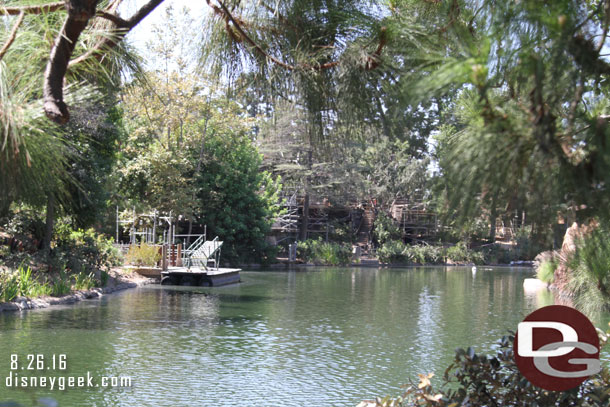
[160,267,241,287]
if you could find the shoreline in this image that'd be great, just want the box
[0,271,156,313]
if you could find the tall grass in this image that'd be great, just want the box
[536,258,557,284]
[0,265,102,303]
[568,224,610,315]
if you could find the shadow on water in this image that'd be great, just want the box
[0,266,607,407]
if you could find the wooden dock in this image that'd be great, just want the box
[160,267,241,287]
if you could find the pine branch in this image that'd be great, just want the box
[212,0,297,71]
[68,0,165,67]
[43,0,99,124]
[43,0,165,124]
[210,0,384,72]
[0,1,64,16]
[0,11,25,61]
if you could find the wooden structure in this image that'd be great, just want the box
[390,198,439,242]
[270,191,330,243]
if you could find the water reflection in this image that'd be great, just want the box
[0,267,607,407]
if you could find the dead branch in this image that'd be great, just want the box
[0,11,25,61]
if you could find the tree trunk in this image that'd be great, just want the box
[0,199,11,218]
[187,116,209,247]
[489,208,497,243]
[299,193,310,241]
[43,194,55,252]
[298,149,313,241]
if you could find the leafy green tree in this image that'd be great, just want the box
[195,130,281,263]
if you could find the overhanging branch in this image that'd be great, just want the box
[68,0,164,67]
[43,0,165,124]
[0,11,25,62]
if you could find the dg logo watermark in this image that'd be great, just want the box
[514,305,601,391]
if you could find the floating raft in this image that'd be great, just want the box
[160,267,241,287]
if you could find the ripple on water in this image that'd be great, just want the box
[1,267,607,407]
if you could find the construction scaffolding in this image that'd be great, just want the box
[390,198,439,242]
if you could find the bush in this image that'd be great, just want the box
[377,241,445,265]
[50,272,72,297]
[374,331,610,406]
[445,241,485,265]
[73,272,98,291]
[536,258,557,284]
[373,212,402,246]
[2,206,46,250]
[407,245,444,265]
[297,238,352,266]
[125,243,161,267]
[567,223,610,314]
[100,270,110,287]
[377,240,409,263]
[0,265,80,302]
[0,271,20,302]
[53,223,122,273]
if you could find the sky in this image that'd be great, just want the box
[119,0,207,54]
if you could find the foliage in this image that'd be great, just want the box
[193,129,282,264]
[568,223,610,314]
[373,212,402,246]
[537,259,558,284]
[0,265,86,302]
[297,238,352,266]
[0,272,20,303]
[445,241,484,265]
[374,332,610,407]
[2,206,46,250]
[73,272,98,291]
[100,270,110,288]
[408,245,444,265]
[125,243,161,267]
[52,222,122,274]
[377,241,446,265]
[50,272,72,297]
[377,240,409,264]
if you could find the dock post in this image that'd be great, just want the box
[162,244,168,271]
[177,244,182,266]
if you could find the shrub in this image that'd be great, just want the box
[0,265,68,302]
[100,270,110,287]
[407,245,444,265]
[0,272,20,302]
[73,272,98,291]
[536,258,557,284]
[125,243,161,267]
[378,241,446,265]
[373,212,402,246]
[50,272,72,297]
[53,223,122,273]
[567,223,610,314]
[297,238,352,266]
[377,240,409,263]
[374,331,610,406]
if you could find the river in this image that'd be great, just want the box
[0,266,608,406]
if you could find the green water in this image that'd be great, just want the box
[0,267,608,407]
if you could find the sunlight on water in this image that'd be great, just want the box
[0,267,607,406]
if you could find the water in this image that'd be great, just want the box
[0,267,608,407]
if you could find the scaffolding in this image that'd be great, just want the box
[390,199,438,241]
